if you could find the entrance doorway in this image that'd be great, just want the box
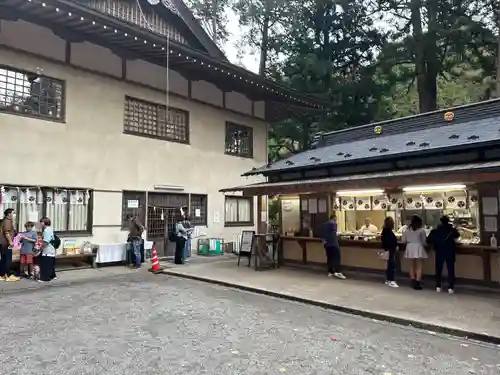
[147,206,178,258]
[146,192,188,259]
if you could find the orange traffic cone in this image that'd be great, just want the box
[148,247,163,274]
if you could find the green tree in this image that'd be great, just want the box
[232,0,291,76]
[373,0,495,112]
[266,0,390,159]
[185,0,232,46]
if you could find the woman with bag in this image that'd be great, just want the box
[427,216,460,294]
[381,217,398,288]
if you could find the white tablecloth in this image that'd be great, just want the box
[96,243,127,263]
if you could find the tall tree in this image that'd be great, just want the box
[185,0,231,46]
[232,0,290,76]
[374,0,494,112]
[267,0,389,159]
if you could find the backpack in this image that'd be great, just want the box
[51,233,61,249]
[168,226,177,242]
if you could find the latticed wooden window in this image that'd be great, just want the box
[0,66,64,120]
[190,194,207,226]
[124,96,189,143]
[225,122,253,158]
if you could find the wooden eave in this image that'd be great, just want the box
[221,162,500,196]
[0,0,328,121]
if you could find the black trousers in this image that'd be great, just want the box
[174,238,186,265]
[385,248,396,281]
[40,256,55,282]
[435,252,456,289]
[324,244,341,273]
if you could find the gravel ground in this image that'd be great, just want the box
[0,274,499,375]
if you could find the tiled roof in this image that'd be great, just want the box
[247,115,500,175]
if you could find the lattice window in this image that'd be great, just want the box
[225,122,253,158]
[0,66,64,120]
[85,0,187,44]
[190,194,207,226]
[124,96,189,143]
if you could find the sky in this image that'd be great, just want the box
[222,8,260,73]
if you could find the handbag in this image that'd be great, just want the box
[378,250,389,261]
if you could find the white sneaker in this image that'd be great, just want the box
[436,287,442,293]
[448,288,454,294]
[386,281,399,288]
[333,272,346,280]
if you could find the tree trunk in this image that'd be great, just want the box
[410,0,437,113]
[259,7,270,77]
[496,3,500,97]
[211,0,217,44]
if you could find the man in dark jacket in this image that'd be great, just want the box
[428,215,460,294]
[322,213,346,279]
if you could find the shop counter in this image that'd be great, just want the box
[280,236,500,285]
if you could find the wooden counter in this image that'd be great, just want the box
[280,236,500,286]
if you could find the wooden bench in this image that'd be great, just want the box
[12,252,97,270]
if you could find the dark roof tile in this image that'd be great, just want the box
[248,116,500,175]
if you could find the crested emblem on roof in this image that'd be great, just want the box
[444,111,454,122]
[374,125,383,135]
[161,0,180,16]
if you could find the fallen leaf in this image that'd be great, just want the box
[461,344,469,347]
[330,337,337,341]
[231,350,239,355]
[279,368,287,372]
[382,373,392,375]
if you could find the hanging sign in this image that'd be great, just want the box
[127,200,139,208]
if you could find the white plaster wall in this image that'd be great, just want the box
[226,91,252,115]
[0,20,66,61]
[71,42,122,77]
[0,47,267,246]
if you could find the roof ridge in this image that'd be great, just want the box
[319,97,500,138]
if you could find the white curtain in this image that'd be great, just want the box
[225,198,251,223]
[238,199,251,222]
[1,186,89,232]
[225,198,238,222]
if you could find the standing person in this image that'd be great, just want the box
[381,217,398,288]
[402,214,428,290]
[0,208,19,281]
[128,216,144,269]
[428,216,460,294]
[19,221,37,278]
[38,217,56,283]
[174,211,187,265]
[322,212,346,279]
[182,215,193,262]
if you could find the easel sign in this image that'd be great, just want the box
[238,230,255,267]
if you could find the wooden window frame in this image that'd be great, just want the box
[1,185,92,235]
[123,96,190,144]
[225,122,253,158]
[189,194,208,226]
[0,64,65,122]
[121,190,147,229]
[224,195,254,227]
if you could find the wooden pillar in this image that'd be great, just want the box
[256,194,267,234]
